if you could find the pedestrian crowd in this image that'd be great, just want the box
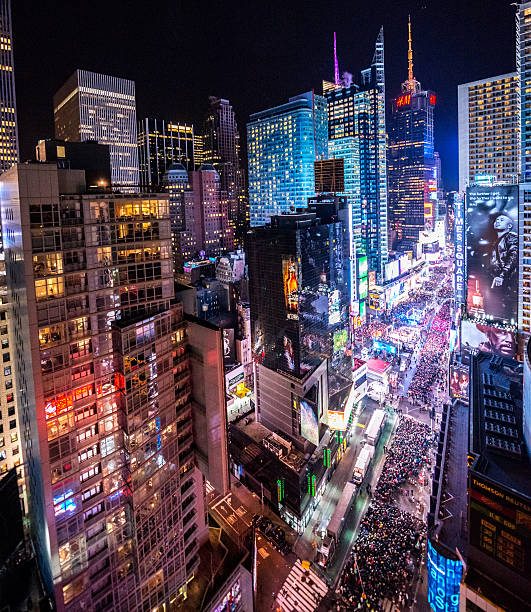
[338,416,433,610]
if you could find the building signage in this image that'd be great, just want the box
[427,540,462,612]
[453,195,465,305]
[465,186,518,325]
[396,94,411,108]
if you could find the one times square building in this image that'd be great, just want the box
[388,20,438,251]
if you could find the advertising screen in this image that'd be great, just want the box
[466,186,518,325]
[282,256,299,318]
[222,328,235,362]
[385,260,400,282]
[461,319,516,359]
[427,540,462,612]
[449,366,469,399]
[368,271,376,290]
[358,277,368,300]
[300,399,319,446]
[453,195,465,305]
[357,256,368,279]
[328,289,341,325]
[333,329,348,354]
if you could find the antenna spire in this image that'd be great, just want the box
[407,15,413,82]
[334,32,340,85]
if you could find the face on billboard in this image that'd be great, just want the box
[461,319,515,358]
[283,335,295,371]
[449,367,469,399]
[466,186,518,324]
[300,399,319,446]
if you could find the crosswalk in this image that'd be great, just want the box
[275,560,329,612]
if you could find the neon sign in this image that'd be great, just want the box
[427,541,462,612]
[430,94,436,105]
[396,94,411,108]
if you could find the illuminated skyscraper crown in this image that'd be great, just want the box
[402,15,421,94]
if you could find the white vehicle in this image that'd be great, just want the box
[365,409,386,446]
[319,482,357,566]
[353,445,375,484]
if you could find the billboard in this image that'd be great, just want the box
[453,195,465,305]
[449,366,469,399]
[328,289,341,325]
[300,399,319,446]
[282,256,299,319]
[427,540,462,612]
[466,186,518,325]
[357,256,368,279]
[222,328,235,363]
[461,319,516,358]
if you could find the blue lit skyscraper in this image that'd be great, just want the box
[247,92,328,226]
[388,17,437,252]
[326,29,388,279]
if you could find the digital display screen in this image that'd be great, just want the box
[427,540,462,612]
[300,399,319,446]
[461,319,516,359]
[449,366,469,399]
[466,185,518,325]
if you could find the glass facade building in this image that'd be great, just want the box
[247,92,328,227]
[0,163,203,611]
[53,70,140,189]
[326,29,388,278]
[457,73,520,193]
[388,88,438,251]
[0,0,18,173]
[138,118,195,188]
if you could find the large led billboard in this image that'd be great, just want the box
[300,399,319,446]
[449,366,469,399]
[282,256,299,319]
[453,195,465,305]
[461,319,516,359]
[427,540,462,612]
[466,186,518,325]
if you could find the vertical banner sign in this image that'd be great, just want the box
[427,541,462,612]
[454,195,465,305]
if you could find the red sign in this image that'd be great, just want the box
[396,94,411,108]
[430,94,436,105]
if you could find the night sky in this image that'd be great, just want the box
[13,0,516,191]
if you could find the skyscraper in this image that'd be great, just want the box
[326,29,388,277]
[387,17,438,251]
[247,92,328,226]
[202,97,245,241]
[137,118,195,188]
[518,1,531,181]
[457,73,519,192]
[0,161,204,610]
[246,204,353,441]
[0,0,18,173]
[53,70,140,188]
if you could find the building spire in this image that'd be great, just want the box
[407,15,413,82]
[334,32,340,85]
[402,16,420,93]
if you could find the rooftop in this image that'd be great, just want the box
[469,352,531,498]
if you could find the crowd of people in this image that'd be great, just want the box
[408,300,451,406]
[339,416,433,610]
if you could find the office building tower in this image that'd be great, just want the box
[0,0,18,173]
[388,17,438,251]
[162,162,190,270]
[314,158,345,193]
[202,97,245,241]
[0,162,204,611]
[189,164,235,257]
[247,92,328,226]
[463,352,531,609]
[0,284,21,482]
[326,29,388,277]
[519,182,531,337]
[246,206,353,441]
[53,69,140,188]
[519,2,531,181]
[137,118,195,189]
[457,72,519,192]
